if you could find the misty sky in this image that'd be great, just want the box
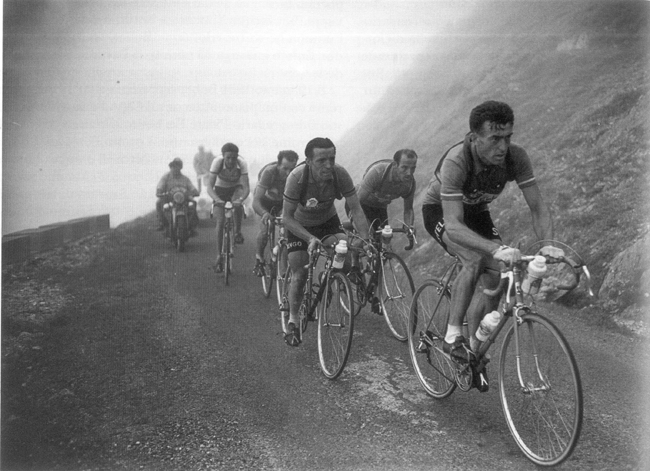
[2,0,467,234]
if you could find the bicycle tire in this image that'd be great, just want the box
[407,280,456,398]
[379,252,415,341]
[499,312,583,466]
[223,228,231,286]
[261,227,275,298]
[278,262,292,335]
[317,271,354,380]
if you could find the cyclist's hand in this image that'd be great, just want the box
[261,212,272,225]
[538,245,565,259]
[492,245,521,264]
[307,237,320,254]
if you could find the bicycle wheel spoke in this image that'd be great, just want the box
[380,253,414,342]
[499,313,582,466]
[407,280,456,398]
[318,273,354,380]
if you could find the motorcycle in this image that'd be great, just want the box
[163,187,195,252]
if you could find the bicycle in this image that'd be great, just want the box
[277,236,355,380]
[348,223,416,342]
[407,241,593,466]
[259,211,283,298]
[212,201,236,285]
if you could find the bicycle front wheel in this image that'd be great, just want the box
[407,280,456,398]
[379,252,415,341]
[261,231,275,298]
[499,312,583,466]
[223,228,232,286]
[317,271,354,380]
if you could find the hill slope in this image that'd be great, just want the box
[336,0,649,303]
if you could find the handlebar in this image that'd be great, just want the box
[483,254,593,299]
[372,224,416,251]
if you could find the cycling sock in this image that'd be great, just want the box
[445,325,463,344]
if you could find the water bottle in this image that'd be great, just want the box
[332,240,348,270]
[271,245,278,262]
[476,310,501,343]
[381,225,393,247]
[521,255,547,295]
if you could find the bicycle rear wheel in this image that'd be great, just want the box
[407,280,456,398]
[261,230,275,298]
[379,252,415,341]
[317,271,354,380]
[499,313,583,466]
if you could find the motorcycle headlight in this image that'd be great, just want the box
[173,192,186,204]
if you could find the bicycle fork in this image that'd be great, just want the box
[512,308,551,394]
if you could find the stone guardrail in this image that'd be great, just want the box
[2,214,110,266]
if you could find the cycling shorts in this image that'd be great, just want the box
[422,203,501,255]
[260,196,283,216]
[286,215,343,253]
[213,185,243,203]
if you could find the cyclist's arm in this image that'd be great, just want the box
[236,174,250,203]
[206,173,219,202]
[442,199,501,255]
[282,200,318,245]
[521,183,554,241]
[345,193,370,241]
[403,192,415,227]
[252,186,268,217]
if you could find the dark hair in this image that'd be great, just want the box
[469,101,514,134]
[221,142,239,155]
[304,137,335,159]
[393,148,418,163]
[277,150,299,165]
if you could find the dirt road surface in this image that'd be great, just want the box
[2,215,649,470]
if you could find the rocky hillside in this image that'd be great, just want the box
[336,1,648,314]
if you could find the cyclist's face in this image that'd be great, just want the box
[223,151,238,167]
[278,158,297,178]
[309,147,336,181]
[395,155,417,182]
[473,121,513,166]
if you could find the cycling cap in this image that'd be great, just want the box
[221,142,239,154]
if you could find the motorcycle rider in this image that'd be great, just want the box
[156,157,200,235]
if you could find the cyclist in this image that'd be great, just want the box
[421,101,563,369]
[155,158,200,234]
[282,137,370,347]
[207,142,250,273]
[355,148,418,233]
[252,150,299,276]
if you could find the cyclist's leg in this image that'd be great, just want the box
[286,233,309,327]
[213,203,225,265]
[232,186,245,239]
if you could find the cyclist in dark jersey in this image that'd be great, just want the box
[282,137,370,346]
[252,150,299,276]
[422,101,563,370]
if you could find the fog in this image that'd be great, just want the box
[2,0,465,235]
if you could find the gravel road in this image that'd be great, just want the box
[2,215,649,470]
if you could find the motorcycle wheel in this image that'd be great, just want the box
[176,216,187,252]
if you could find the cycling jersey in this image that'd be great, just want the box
[283,163,356,227]
[257,163,288,202]
[210,156,248,188]
[358,160,415,208]
[422,135,536,211]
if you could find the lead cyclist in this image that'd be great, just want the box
[421,101,564,388]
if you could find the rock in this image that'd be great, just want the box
[599,234,650,312]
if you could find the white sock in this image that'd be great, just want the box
[445,325,463,344]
